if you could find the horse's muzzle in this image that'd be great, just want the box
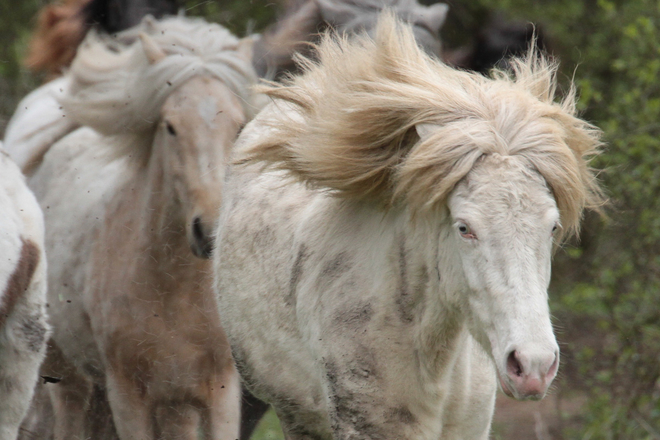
[190,216,214,259]
[499,346,559,400]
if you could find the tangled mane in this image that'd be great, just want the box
[60,15,258,135]
[239,13,604,240]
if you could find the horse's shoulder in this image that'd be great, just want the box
[30,126,131,244]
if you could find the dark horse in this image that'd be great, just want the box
[253,0,547,81]
[252,0,448,79]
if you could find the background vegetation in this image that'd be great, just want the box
[1,0,659,438]
[465,1,660,438]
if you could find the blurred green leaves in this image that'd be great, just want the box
[446,0,660,436]
[2,0,659,438]
[534,1,660,436]
[0,0,44,133]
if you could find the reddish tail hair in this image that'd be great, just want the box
[24,0,93,77]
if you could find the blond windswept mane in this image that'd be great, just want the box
[60,15,258,136]
[239,13,603,240]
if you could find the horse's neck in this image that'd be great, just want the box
[330,199,470,372]
[123,145,191,269]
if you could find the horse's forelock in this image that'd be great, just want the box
[241,13,603,240]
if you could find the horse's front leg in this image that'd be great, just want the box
[0,316,48,440]
[105,369,153,440]
[316,343,436,440]
[42,341,93,440]
[202,366,241,440]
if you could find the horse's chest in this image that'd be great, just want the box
[100,294,226,381]
[89,254,225,374]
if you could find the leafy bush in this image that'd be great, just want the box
[0,0,43,134]
[2,0,659,438]
[445,0,660,437]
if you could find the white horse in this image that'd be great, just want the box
[213,14,603,440]
[19,16,259,440]
[0,146,49,440]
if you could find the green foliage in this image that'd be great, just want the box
[1,1,659,438]
[455,0,660,437]
[182,0,278,36]
[252,409,285,440]
[0,0,44,134]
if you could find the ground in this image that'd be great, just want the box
[249,391,587,440]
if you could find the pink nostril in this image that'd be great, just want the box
[504,348,559,399]
[507,350,523,377]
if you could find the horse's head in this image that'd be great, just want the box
[156,77,246,258]
[58,18,258,259]
[143,33,253,259]
[446,154,560,400]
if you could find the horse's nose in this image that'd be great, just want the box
[504,345,559,400]
[190,215,214,259]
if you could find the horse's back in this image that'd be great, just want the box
[0,149,49,440]
[3,77,78,173]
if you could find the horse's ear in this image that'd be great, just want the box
[236,36,255,62]
[418,3,449,34]
[141,15,158,33]
[416,123,438,141]
[139,32,166,64]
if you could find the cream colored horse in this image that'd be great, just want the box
[17,16,258,440]
[214,14,604,440]
[0,146,49,440]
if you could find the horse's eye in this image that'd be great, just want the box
[551,223,560,235]
[457,222,476,239]
[165,121,177,136]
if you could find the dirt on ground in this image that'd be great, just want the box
[492,389,587,440]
